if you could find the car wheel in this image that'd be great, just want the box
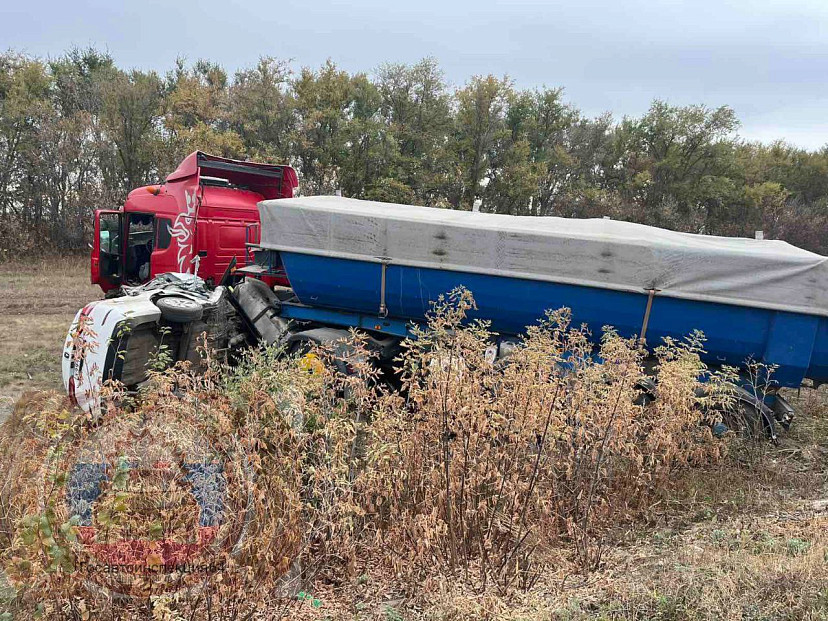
[155,296,203,323]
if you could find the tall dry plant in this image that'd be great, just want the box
[0,338,379,619]
[359,289,728,587]
[0,288,732,618]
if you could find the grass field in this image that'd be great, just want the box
[0,259,826,619]
[0,257,100,422]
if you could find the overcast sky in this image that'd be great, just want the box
[4,0,827,150]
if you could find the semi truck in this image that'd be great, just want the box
[90,151,298,293]
[65,194,828,438]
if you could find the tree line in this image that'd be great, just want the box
[1,47,827,256]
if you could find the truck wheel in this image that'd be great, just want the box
[287,329,358,376]
[155,296,203,323]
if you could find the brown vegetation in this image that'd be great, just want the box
[2,284,825,620]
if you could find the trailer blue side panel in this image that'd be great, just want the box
[810,319,828,382]
[279,251,828,388]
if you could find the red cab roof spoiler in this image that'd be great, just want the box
[166,151,298,199]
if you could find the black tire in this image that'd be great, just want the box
[155,296,203,323]
[721,399,769,438]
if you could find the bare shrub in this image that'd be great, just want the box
[0,289,730,618]
[359,290,727,588]
[0,344,376,618]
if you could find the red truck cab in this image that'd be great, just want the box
[91,151,298,292]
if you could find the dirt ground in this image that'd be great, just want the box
[0,257,100,422]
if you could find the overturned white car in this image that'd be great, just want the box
[62,274,240,412]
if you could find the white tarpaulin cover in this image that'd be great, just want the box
[258,196,828,317]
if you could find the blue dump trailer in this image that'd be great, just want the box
[253,196,828,388]
[246,195,828,435]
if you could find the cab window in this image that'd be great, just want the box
[156,217,172,250]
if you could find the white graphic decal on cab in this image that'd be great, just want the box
[169,189,197,273]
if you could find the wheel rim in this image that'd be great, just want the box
[162,297,196,310]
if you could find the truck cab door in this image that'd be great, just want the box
[92,209,123,291]
[149,215,176,278]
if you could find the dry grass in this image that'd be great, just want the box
[0,256,100,421]
[420,387,828,620]
[0,262,826,619]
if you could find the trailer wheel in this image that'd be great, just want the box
[717,394,777,443]
[722,400,765,436]
[155,296,203,323]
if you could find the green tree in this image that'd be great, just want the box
[611,101,740,230]
[339,74,396,198]
[488,87,582,216]
[163,59,243,161]
[376,58,452,203]
[451,75,512,209]
[0,55,52,251]
[101,69,165,193]
[291,60,362,194]
[230,57,294,161]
